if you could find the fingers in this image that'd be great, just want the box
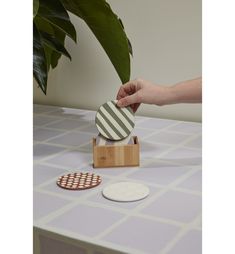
[117,93,139,107]
[122,81,138,94]
[116,81,138,100]
[116,82,137,101]
[116,86,127,100]
[132,103,140,113]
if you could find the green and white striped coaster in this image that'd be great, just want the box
[95,100,135,141]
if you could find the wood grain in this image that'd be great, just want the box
[93,136,139,168]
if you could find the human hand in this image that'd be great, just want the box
[116,78,170,112]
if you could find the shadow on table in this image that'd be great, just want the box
[46,107,96,121]
[140,141,202,167]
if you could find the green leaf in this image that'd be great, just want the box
[50,27,66,68]
[62,0,131,83]
[33,23,48,94]
[33,0,39,18]
[34,16,54,71]
[38,0,77,42]
[127,38,133,57]
[44,44,53,71]
[40,31,71,60]
[34,16,68,70]
[118,18,133,56]
[33,16,54,35]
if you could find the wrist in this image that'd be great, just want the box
[155,86,176,106]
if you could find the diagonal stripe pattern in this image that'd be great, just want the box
[95,100,135,140]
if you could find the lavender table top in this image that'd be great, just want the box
[34,104,202,254]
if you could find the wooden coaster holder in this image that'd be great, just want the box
[93,136,140,168]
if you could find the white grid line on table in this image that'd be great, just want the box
[34,160,92,171]
[34,224,148,254]
[34,160,160,225]
[133,122,193,139]
[36,153,200,173]
[132,167,201,212]
[34,194,201,254]
[34,133,200,202]
[113,176,202,196]
[33,131,170,165]
[33,139,93,165]
[42,108,92,116]
[34,164,201,231]
[34,150,201,194]
[34,128,95,150]
[82,200,187,228]
[36,116,198,136]
[34,188,186,229]
[34,116,68,127]
[33,105,61,114]
[34,110,95,129]
[34,126,201,166]
[34,123,95,135]
[137,133,202,168]
[34,109,201,155]
[94,165,201,240]
[34,104,202,127]
[34,167,201,203]
[134,112,202,126]
[140,139,201,152]
[34,130,201,209]
[35,132,201,154]
[34,118,95,140]
[159,214,202,254]
[34,105,202,254]
[33,168,114,193]
[34,109,199,136]
[34,141,87,150]
[34,105,88,117]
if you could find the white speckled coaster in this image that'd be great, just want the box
[102,182,150,202]
[95,100,135,141]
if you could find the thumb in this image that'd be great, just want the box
[117,93,138,107]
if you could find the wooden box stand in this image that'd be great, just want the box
[93,136,140,168]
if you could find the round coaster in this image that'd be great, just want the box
[95,100,135,141]
[57,172,102,190]
[102,182,149,202]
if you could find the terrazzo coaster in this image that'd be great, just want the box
[57,172,102,190]
[102,182,150,202]
[95,100,135,141]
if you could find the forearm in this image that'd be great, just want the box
[162,77,202,105]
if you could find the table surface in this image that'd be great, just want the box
[34,104,202,254]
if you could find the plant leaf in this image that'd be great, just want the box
[43,45,53,71]
[34,16,54,71]
[40,31,71,60]
[38,0,77,42]
[127,38,133,57]
[33,23,48,94]
[62,0,131,83]
[118,18,133,56]
[50,27,66,68]
[33,16,54,35]
[33,0,39,18]
[34,16,67,70]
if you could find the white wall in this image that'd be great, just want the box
[33,0,202,122]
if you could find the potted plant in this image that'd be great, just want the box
[33,0,132,94]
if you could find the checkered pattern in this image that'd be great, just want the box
[34,104,202,254]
